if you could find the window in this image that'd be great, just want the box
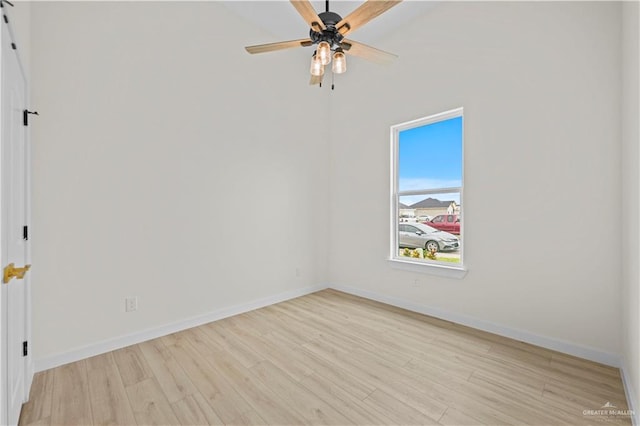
[390,108,464,270]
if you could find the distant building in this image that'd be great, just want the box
[398,202,416,220]
[410,198,460,218]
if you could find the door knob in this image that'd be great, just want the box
[3,263,31,284]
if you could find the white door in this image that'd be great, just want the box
[1,13,30,426]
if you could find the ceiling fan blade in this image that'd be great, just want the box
[309,73,324,86]
[290,0,326,32]
[336,0,402,36]
[341,39,397,64]
[245,38,313,54]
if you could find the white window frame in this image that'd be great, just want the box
[389,107,467,278]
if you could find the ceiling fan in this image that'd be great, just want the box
[245,0,402,88]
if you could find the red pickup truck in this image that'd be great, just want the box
[425,214,461,235]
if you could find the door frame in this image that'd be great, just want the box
[0,5,33,425]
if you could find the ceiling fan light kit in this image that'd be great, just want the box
[244,0,402,89]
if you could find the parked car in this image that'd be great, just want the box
[417,215,432,222]
[398,222,460,252]
[428,214,461,235]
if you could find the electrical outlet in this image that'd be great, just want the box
[295,267,301,277]
[125,297,138,312]
[413,278,420,287]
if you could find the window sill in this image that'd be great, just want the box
[387,258,468,279]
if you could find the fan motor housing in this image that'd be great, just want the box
[310,11,344,49]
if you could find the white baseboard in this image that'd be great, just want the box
[34,282,623,373]
[621,362,639,426]
[24,359,34,404]
[330,284,622,368]
[35,284,327,372]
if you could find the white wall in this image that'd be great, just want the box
[329,2,623,359]
[30,2,330,361]
[622,0,640,415]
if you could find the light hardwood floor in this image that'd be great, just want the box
[19,289,631,426]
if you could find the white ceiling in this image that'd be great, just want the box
[223,1,438,45]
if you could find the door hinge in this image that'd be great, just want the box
[23,341,27,357]
[23,225,28,241]
[23,109,39,126]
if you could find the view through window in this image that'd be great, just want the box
[391,108,464,267]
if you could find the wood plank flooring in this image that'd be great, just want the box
[19,289,632,425]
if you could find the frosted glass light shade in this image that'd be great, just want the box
[310,54,324,76]
[332,51,346,74]
[317,41,331,65]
